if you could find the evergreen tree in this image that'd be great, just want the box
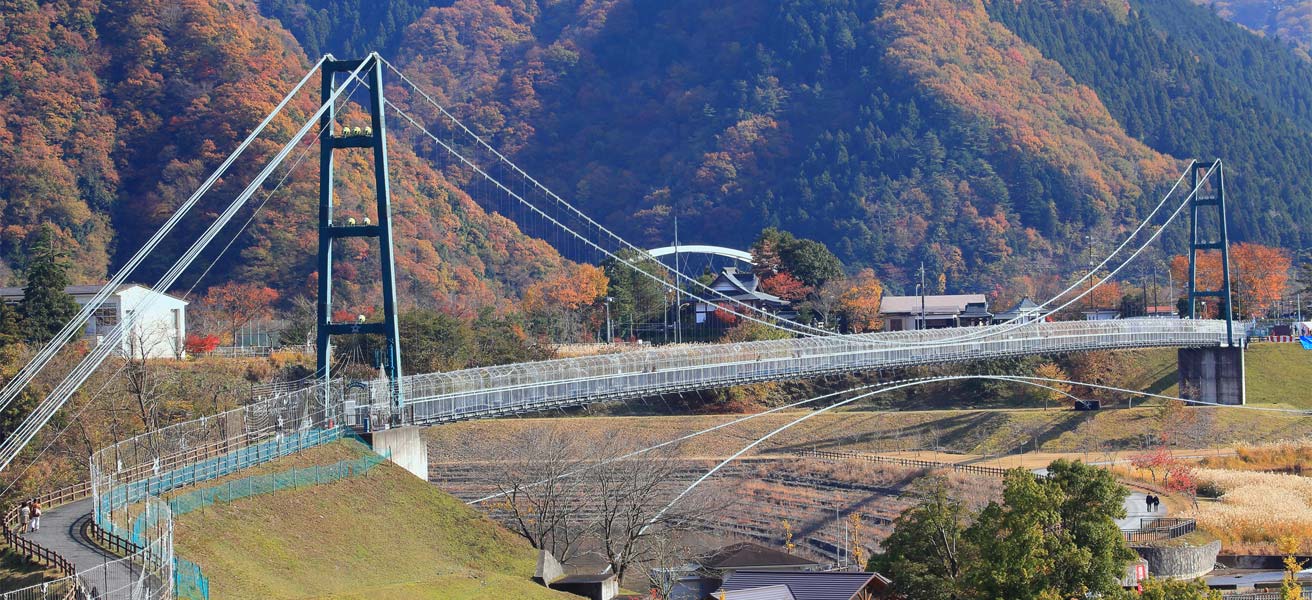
[18,226,80,345]
[869,476,972,600]
[0,302,20,349]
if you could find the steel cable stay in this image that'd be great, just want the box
[0,56,332,422]
[0,58,374,473]
[466,374,1083,505]
[643,370,1309,535]
[376,59,1217,348]
[0,74,355,497]
[384,95,1210,349]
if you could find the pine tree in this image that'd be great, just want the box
[18,226,80,345]
[0,302,20,349]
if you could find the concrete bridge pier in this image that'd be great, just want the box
[1177,346,1246,406]
[361,426,428,479]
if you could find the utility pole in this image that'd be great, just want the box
[918,262,926,331]
[673,215,681,344]
[604,297,614,343]
[1087,234,1094,312]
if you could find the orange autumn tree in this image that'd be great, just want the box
[1170,243,1290,318]
[760,272,811,302]
[200,282,280,345]
[839,269,885,333]
[1087,275,1123,310]
[522,264,609,341]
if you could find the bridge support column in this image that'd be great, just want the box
[361,427,428,480]
[1178,346,1245,406]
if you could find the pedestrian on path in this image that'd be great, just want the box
[29,500,40,531]
[1144,494,1152,511]
[18,501,29,532]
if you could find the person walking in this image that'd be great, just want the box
[18,501,29,533]
[29,500,40,531]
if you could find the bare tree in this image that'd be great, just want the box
[805,278,847,329]
[591,441,723,582]
[485,427,593,563]
[638,533,695,600]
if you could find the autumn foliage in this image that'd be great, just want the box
[1170,243,1291,318]
[838,269,884,333]
[199,282,280,344]
[183,333,221,355]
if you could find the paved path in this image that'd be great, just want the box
[23,498,142,598]
[1117,492,1168,530]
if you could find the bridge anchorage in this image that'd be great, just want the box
[1179,159,1245,405]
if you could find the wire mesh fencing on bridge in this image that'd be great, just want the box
[349,319,1231,426]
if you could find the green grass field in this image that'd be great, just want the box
[1241,342,1312,408]
[171,441,570,600]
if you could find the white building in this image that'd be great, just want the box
[0,284,187,359]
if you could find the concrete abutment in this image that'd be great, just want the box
[1178,346,1246,406]
[361,426,429,479]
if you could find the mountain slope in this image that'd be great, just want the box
[1192,0,1312,53]
[0,0,567,315]
[377,0,1192,293]
[988,0,1312,246]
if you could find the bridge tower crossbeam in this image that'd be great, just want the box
[316,54,404,419]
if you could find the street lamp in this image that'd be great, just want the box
[604,297,614,343]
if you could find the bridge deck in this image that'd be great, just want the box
[324,319,1231,427]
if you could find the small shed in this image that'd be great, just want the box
[549,573,619,600]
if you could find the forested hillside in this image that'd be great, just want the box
[379,0,1154,295]
[258,0,1312,294]
[989,0,1312,246]
[0,0,566,317]
[1192,0,1312,52]
[2,0,1310,305]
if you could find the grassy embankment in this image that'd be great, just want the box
[0,552,60,593]
[171,440,570,600]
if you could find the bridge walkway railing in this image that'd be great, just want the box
[345,320,1229,426]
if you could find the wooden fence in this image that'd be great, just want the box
[794,449,1036,479]
[1,481,96,600]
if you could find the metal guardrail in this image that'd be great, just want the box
[352,320,1231,426]
[1122,517,1197,544]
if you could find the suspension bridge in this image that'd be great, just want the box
[0,53,1262,599]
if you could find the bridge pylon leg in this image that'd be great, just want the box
[316,54,404,426]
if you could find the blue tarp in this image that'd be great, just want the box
[1300,336,1312,350]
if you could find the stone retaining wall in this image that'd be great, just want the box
[1136,540,1222,579]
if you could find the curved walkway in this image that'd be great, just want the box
[21,499,140,598]
[1117,492,1169,530]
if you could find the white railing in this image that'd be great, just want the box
[330,319,1231,427]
